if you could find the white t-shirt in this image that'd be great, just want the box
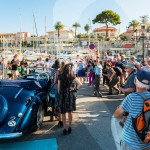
[141,65,150,72]
[36,60,44,69]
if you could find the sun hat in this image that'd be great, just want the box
[130,56,136,59]
[135,70,150,89]
[125,62,136,70]
[134,61,140,66]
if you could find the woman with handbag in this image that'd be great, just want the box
[58,64,82,135]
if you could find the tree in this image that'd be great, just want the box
[93,10,121,37]
[54,21,64,39]
[84,24,90,34]
[119,34,127,41]
[72,22,81,38]
[128,20,139,30]
[140,15,149,23]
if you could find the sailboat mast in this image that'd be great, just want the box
[19,9,22,53]
[32,11,39,53]
[45,16,47,54]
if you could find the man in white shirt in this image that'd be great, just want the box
[141,57,150,72]
[48,55,53,67]
[36,57,44,71]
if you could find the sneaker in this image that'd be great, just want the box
[97,91,102,98]
[92,93,97,97]
[99,93,103,98]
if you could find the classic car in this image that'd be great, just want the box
[0,72,50,139]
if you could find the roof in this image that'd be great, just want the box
[122,43,133,48]
[47,30,73,33]
[94,26,117,32]
[39,35,48,38]
[0,33,15,36]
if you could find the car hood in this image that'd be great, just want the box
[0,87,35,133]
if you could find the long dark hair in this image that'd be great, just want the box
[62,64,75,87]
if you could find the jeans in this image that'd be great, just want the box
[88,72,94,85]
[93,75,101,95]
[109,76,119,94]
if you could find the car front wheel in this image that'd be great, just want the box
[30,103,44,131]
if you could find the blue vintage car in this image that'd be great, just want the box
[0,72,50,139]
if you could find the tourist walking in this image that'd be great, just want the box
[92,60,103,97]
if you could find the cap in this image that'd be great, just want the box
[136,70,150,86]
[126,62,136,70]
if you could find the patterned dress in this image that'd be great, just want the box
[58,74,76,114]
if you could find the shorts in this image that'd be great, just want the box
[11,70,18,77]
[78,70,85,77]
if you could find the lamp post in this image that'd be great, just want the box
[139,32,150,61]
[134,29,139,52]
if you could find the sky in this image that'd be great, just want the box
[0,0,150,35]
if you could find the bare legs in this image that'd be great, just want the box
[68,112,72,127]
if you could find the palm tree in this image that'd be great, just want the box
[128,20,139,30]
[54,21,64,39]
[72,22,80,38]
[84,24,90,34]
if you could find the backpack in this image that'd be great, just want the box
[132,92,150,143]
[113,67,123,76]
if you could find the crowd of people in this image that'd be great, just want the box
[1,51,150,149]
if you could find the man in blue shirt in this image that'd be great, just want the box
[92,60,103,97]
[114,70,150,150]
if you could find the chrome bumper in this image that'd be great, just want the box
[0,132,22,139]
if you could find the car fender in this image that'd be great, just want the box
[0,95,8,124]
[19,96,41,131]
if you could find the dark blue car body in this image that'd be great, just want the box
[0,73,50,139]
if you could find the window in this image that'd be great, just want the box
[141,26,145,29]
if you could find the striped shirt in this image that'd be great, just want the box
[121,91,150,149]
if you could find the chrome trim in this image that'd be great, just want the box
[14,88,23,99]
[0,132,22,139]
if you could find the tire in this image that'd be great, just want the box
[30,103,44,131]
[0,95,8,124]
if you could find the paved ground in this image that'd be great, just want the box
[0,83,124,150]
[50,83,124,150]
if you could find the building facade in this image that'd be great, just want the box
[93,26,119,39]
[47,30,74,43]
[123,23,150,40]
